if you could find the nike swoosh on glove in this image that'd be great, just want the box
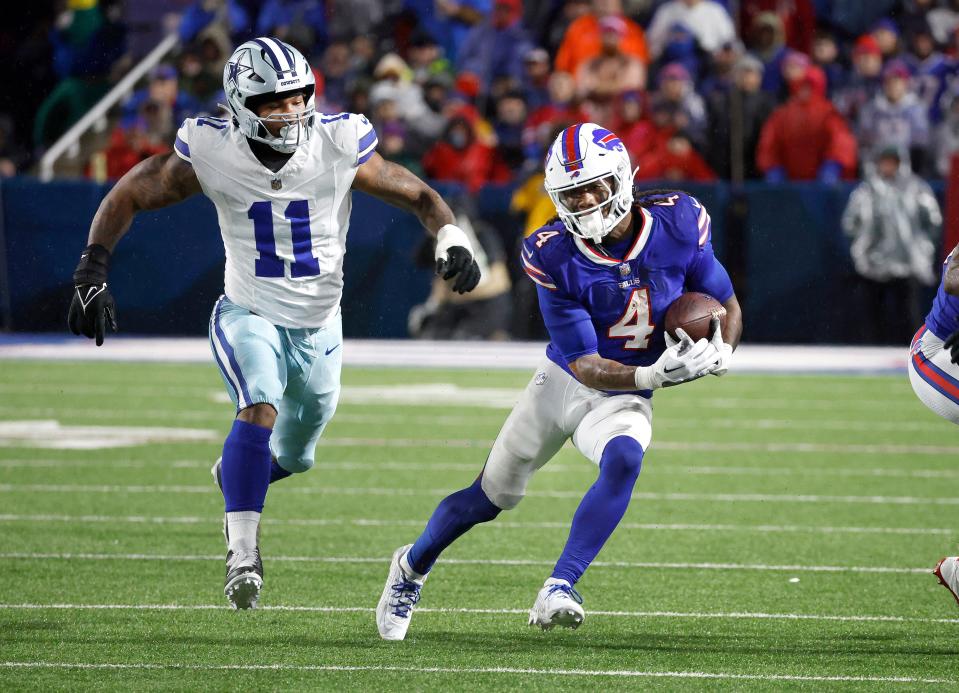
[635,328,720,390]
[68,243,118,346]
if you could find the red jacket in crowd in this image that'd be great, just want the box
[422,118,512,193]
[635,131,717,182]
[756,66,857,180]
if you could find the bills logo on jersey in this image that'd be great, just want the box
[592,128,624,152]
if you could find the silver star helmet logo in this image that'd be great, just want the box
[227,48,264,88]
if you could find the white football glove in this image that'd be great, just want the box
[634,329,720,390]
[708,316,733,377]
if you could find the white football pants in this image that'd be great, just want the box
[909,325,959,425]
[481,358,653,509]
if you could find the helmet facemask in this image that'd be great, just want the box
[548,159,634,243]
[241,87,316,153]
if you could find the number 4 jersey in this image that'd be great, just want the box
[174,113,378,328]
[522,191,734,396]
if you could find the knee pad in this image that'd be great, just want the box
[479,473,523,510]
[600,435,644,484]
[274,453,314,474]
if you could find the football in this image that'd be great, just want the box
[664,292,727,342]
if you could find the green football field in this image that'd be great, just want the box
[1,358,958,691]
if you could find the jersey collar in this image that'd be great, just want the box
[572,206,653,266]
[233,124,311,180]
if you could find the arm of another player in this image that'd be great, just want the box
[352,152,480,293]
[68,152,201,345]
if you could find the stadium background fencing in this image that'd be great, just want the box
[0,177,942,343]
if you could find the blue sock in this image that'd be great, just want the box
[551,436,644,586]
[406,476,501,575]
[221,419,273,513]
[270,458,292,484]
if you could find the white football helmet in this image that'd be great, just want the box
[223,37,316,153]
[544,123,635,243]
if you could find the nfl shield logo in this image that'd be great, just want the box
[271,178,282,190]
[619,263,630,277]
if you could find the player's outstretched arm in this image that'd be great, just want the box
[352,152,480,293]
[68,152,201,345]
[88,152,201,251]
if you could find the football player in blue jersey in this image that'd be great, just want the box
[909,243,959,608]
[376,122,743,639]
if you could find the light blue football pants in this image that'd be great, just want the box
[208,295,343,474]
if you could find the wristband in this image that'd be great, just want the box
[73,244,112,285]
[634,365,657,391]
[435,224,472,259]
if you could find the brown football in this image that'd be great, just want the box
[664,292,726,342]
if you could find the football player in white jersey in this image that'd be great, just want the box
[67,37,481,610]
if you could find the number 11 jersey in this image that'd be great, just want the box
[174,112,378,328]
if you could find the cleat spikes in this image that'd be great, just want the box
[528,578,586,631]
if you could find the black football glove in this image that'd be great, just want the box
[435,245,481,294]
[67,244,118,346]
[944,328,959,365]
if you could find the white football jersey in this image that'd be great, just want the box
[174,112,378,328]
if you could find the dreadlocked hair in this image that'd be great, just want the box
[541,187,685,230]
[633,187,690,208]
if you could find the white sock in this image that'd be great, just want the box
[400,550,426,582]
[226,511,260,553]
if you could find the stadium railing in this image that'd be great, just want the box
[38,33,180,182]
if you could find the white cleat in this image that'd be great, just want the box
[225,548,263,610]
[376,545,427,641]
[934,557,959,608]
[528,578,585,630]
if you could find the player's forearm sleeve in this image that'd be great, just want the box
[536,285,598,362]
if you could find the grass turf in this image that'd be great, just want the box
[0,359,957,691]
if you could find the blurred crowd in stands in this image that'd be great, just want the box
[8,0,959,189]
[4,0,955,342]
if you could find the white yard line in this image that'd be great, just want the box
[1,602,957,625]
[0,513,951,537]
[0,661,950,684]
[0,382,920,410]
[5,457,959,480]
[1,405,949,434]
[0,552,931,574]
[306,438,959,455]
[2,482,957,506]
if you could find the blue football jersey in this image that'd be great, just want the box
[925,249,959,340]
[522,192,734,396]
